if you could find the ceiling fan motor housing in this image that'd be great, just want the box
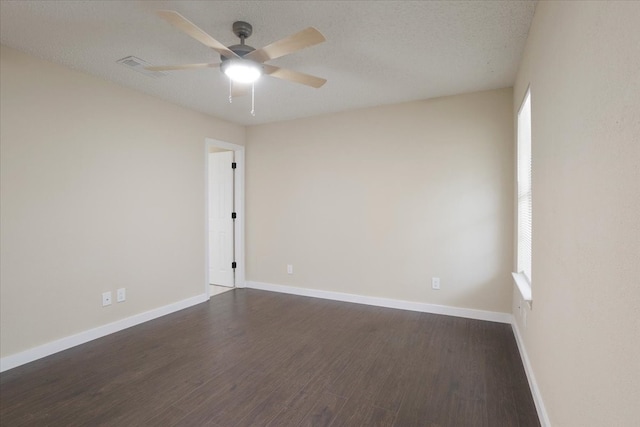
[222,44,255,60]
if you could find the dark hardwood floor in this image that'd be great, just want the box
[0,289,540,426]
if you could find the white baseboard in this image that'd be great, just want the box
[2,281,548,426]
[0,293,209,373]
[245,281,512,324]
[511,318,551,427]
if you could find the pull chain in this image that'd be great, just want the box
[227,79,256,115]
[251,82,255,116]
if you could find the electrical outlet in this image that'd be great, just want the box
[102,291,112,307]
[287,264,293,274]
[432,277,440,290]
[117,288,126,303]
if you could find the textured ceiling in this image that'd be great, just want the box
[0,0,536,126]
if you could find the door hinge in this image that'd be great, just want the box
[231,162,237,169]
[231,262,237,269]
[231,212,237,219]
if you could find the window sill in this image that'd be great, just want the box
[512,272,532,304]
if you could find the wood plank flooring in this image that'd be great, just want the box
[0,289,540,426]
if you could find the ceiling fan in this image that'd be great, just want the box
[146,10,327,109]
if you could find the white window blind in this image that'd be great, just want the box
[517,89,532,284]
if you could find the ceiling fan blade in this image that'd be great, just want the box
[156,10,239,59]
[145,63,220,71]
[245,27,326,63]
[231,82,251,97]
[263,64,326,88]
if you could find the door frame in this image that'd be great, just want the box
[204,138,245,297]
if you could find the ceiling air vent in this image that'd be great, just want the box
[116,56,166,79]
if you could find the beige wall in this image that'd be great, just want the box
[246,88,514,313]
[0,45,244,358]
[513,2,640,425]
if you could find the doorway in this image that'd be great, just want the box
[205,138,245,298]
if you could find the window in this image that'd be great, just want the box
[513,88,532,301]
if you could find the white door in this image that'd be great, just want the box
[209,151,234,287]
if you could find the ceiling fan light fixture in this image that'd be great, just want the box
[222,59,262,84]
